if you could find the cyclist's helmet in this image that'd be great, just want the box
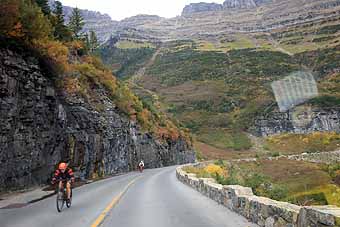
[59,162,67,170]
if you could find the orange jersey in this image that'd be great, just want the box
[53,168,74,181]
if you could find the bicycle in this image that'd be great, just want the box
[138,165,144,173]
[55,180,73,212]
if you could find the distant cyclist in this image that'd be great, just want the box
[52,163,75,202]
[138,160,145,172]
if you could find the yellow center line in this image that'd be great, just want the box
[91,176,141,227]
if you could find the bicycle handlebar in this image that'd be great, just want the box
[52,179,73,185]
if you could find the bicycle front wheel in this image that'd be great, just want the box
[56,191,64,212]
[66,189,72,208]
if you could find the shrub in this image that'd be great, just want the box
[325,163,340,178]
[215,173,229,185]
[214,159,225,167]
[1,0,52,42]
[196,150,204,161]
[266,184,288,200]
[66,40,87,56]
[204,164,227,177]
[137,109,153,131]
[182,166,211,178]
[270,151,281,157]
[289,192,328,206]
[34,39,69,73]
[182,166,199,174]
[224,174,241,185]
[0,0,22,38]
[62,77,80,94]
[244,173,270,193]
[222,164,242,185]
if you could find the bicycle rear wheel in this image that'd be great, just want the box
[56,190,64,212]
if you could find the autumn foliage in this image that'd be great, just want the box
[0,0,192,146]
[0,0,22,37]
[34,39,70,73]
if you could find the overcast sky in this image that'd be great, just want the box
[58,0,225,20]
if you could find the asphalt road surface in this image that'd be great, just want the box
[1,166,258,227]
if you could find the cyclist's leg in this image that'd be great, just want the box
[66,181,71,199]
[58,181,63,191]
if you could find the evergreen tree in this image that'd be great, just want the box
[52,1,71,41]
[20,0,52,41]
[68,7,84,40]
[35,0,51,16]
[89,30,99,52]
[53,1,64,25]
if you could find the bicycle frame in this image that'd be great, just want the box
[56,180,72,212]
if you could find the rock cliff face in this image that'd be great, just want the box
[0,48,195,191]
[254,108,340,136]
[119,15,163,27]
[46,0,340,42]
[182,3,223,16]
[223,0,257,9]
[181,0,274,16]
[254,0,273,6]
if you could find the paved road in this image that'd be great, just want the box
[1,166,257,227]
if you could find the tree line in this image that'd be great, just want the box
[0,0,99,53]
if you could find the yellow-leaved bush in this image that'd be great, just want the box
[183,164,228,179]
[204,164,228,177]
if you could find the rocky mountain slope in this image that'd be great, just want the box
[182,3,223,16]
[0,44,194,191]
[47,0,340,43]
[110,0,340,41]
[182,0,273,15]
[97,0,340,152]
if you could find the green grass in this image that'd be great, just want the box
[265,132,340,155]
[197,128,252,151]
[296,45,340,76]
[143,42,324,149]
[224,159,340,206]
[309,95,340,107]
[99,25,340,152]
[219,34,255,50]
[98,45,155,78]
[184,158,340,204]
[196,41,218,51]
[115,40,155,49]
[287,184,340,206]
[147,47,299,86]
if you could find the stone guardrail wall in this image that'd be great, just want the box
[231,150,340,165]
[286,150,340,164]
[176,164,340,227]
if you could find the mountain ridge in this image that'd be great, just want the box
[48,0,340,43]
